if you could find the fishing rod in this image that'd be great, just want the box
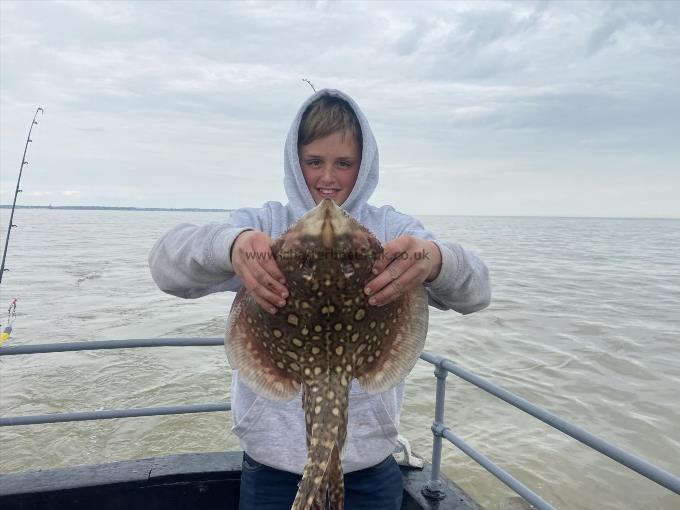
[0,106,44,285]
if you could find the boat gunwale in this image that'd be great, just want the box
[0,451,482,510]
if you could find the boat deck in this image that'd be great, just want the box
[0,451,482,510]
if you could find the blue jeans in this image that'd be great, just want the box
[239,453,403,510]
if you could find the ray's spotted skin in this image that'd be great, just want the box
[225,199,428,510]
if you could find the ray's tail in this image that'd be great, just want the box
[292,380,349,510]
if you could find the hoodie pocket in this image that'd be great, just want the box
[232,395,267,437]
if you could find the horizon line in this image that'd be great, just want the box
[0,204,232,212]
[0,204,678,220]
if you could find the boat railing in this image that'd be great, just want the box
[1,337,679,510]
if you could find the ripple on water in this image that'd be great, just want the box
[1,212,679,510]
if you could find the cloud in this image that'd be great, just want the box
[393,17,432,56]
[586,1,680,55]
[0,0,678,217]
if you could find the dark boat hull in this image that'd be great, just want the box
[0,451,481,509]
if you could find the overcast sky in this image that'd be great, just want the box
[1,1,678,217]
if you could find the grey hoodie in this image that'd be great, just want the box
[148,89,490,473]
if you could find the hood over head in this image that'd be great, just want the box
[283,89,379,222]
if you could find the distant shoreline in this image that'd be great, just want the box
[0,204,232,212]
[0,204,677,220]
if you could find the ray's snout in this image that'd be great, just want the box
[320,199,338,249]
[297,198,355,250]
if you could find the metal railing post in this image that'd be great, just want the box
[422,357,448,500]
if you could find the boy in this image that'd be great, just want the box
[149,89,490,509]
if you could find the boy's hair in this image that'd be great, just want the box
[298,96,363,153]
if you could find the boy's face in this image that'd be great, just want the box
[299,130,361,206]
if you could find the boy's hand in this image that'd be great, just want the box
[364,236,442,307]
[231,230,288,315]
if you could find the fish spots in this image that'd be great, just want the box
[225,201,429,510]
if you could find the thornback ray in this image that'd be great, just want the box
[225,199,429,510]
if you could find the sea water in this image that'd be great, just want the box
[0,209,678,509]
